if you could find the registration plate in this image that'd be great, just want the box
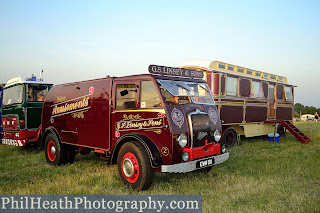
[196,157,214,169]
[2,138,25,146]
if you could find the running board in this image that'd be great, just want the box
[279,120,311,144]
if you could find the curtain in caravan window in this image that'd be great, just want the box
[285,86,293,101]
[226,76,237,96]
[251,81,264,98]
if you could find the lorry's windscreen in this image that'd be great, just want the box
[3,85,23,105]
[186,82,215,104]
[27,84,49,102]
[157,80,215,105]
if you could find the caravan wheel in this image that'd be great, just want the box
[222,128,236,147]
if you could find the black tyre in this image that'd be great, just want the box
[66,148,76,164]
[199,166,213,174]
[222,128,236,147]
[45,133,67,166]
[117,141,154,191]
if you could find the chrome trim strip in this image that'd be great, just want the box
[161,152,229,173]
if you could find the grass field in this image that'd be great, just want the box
[0,122,319,212]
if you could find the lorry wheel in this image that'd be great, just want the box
[66,148,76,164]
[222,128,236,147]
[117,141,154,191]
[45,133,67,166]
[199,166,212,174]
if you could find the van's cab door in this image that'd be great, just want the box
[111,80,140,145]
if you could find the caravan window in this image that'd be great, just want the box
[219,64,226,69]
[269,84,275,100]
[251,81,264,98]
[226,76,238,96]
[237,68,244,73]
[285,86,293,101]
[276,85,285,100]
[239,78,250,97]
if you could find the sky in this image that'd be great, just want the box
[0,0,319,107]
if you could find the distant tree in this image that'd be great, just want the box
[294,103,304,114]
[294,103,319,115]
[310,106,317,114]
[293,111,300,118]
[302,106,317,114]
[303,106,310,114]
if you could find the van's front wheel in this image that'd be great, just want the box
[117,142,154,191]
[45,133,67,166]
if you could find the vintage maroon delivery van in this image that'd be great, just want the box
[41,65,229,190]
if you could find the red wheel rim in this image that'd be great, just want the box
[121,152,139,183]
[225,132,234,146]
[47,140,57,161]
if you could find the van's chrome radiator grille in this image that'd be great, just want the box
[188,110,211,148]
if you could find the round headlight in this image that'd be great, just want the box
[182,151,189,162]
[176,133,188,148]
[214,130,221,142]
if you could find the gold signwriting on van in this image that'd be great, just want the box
[116,118,164,131]
[122,114,143,121]
[50,87,94,123]
[52,97,90,116]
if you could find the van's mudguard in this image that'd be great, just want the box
[110,133,163,169]
[39,127,61,149]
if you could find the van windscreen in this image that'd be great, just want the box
[157,80,215,105]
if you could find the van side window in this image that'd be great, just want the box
[226,76,238,96]
[140,81,161,108]
[116,84,136,109]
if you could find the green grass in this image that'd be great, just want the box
[0,122,319,212]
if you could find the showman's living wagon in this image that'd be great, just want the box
[180,60,310,146]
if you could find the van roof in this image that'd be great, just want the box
[52,73,207,87]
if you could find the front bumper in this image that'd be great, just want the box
[161,152,229,173]
[2,138,26,146]
[2,129,40,145]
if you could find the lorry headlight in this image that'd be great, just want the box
[182,151,189,162]
[176,133,188,148]
[15,133,19,138]
[214,130,221,142]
